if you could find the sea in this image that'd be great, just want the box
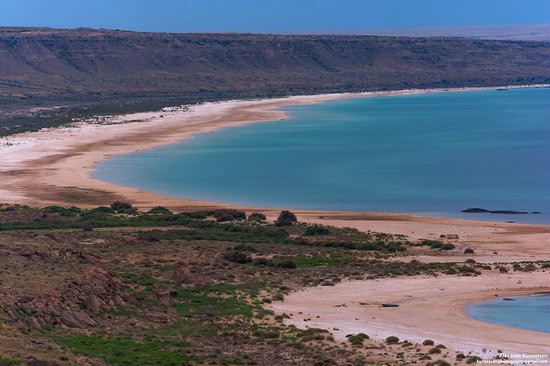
[94,87,550,224]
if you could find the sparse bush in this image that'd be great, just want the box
[222,251,252,264]
[419,240,455,250]
[110,201,134,213]
[247,212,266,222]
[346,333,369,345]
[213,209,246,222]
[304,225,330,236]
[275,210,297,226]
[147,206,173,215]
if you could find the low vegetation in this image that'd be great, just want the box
[0,202,541,365]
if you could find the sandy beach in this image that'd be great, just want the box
[270,273,550,355]
[2,84,550,358]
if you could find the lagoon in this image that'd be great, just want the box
[466,294,550,334]
[95,88,550,223]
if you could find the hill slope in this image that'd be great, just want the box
[1,27,550,135]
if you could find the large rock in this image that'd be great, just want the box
[171,264,192,283]
[85,294,101,314]
[60,310,96,328]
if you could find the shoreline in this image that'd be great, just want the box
[2,83,550,357]
[1,83,549,211]
[2,83,550,261]
[270,273,550,355]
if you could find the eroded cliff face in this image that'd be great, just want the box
[1,27,550,134]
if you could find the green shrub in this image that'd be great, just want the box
[385,336,399,344]
[304,225,330,236]
[147,206,173,215]
[111,201,134,213]
[222,251,252,264]
[346,333,369,345]
[423,339,435,346]
[247,212,267,222]
[213,209,246,222]
[275,210,297,226]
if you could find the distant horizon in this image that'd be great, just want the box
[3,23,550,42]
[1,0,550,35]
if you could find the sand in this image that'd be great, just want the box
[270,273,550,356]
[2,84,550,358]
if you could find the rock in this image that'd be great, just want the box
[85,294,101,314]
[156,291,175,306]
[28,317,42,331]
[73,310,96,327]
[113,295,125,307]
[171,264,192,283]
[60,310,96,328]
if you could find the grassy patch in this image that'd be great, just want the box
[58,335,192,366]
[292,256,351,267]
[171,284,257,319]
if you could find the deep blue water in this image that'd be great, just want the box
[466,294,550,333]
[95,88,550,223]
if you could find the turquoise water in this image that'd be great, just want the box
[466,294,550,333]
[95,88,550,223]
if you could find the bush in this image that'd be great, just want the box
[304,225,330,236]
[275,210,297,226]
[428,347,441,354]
[346,333,369,345]
[222,251,252,264]
[111,201,133,212]
[138,231,161,242]
[419,240,455,250]
[385,336,399,344]
[464,247,475,254]
[82,223,93,232]
[423,339,435,346]
[247,212,267,222]
[213,209,246,222]
[276,259,297,269]
[147,206,173,215]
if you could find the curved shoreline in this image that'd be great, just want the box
[1,84,550,261]
[270,273,550,355]
[2,84,550,357]
[1,83,549,211]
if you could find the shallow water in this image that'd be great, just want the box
[466,294,550,334]
[95,88,550,223]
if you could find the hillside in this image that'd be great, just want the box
[1,27,550,135]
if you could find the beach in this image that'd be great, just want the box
[269,273,550,355]
[2,84,550,357]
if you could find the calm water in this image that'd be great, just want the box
[95,88,550,223]
[466,294,550,333]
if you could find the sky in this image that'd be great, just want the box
[0,0,549,33]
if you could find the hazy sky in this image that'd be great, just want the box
[1,0,549,33]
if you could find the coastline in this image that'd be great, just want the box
[3,84,550,357]
[1,83,549,211]
[2,83,550,259]
[269,273,550,355]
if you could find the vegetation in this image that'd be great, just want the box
[275,210,297,226]
[0,203,542,364]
